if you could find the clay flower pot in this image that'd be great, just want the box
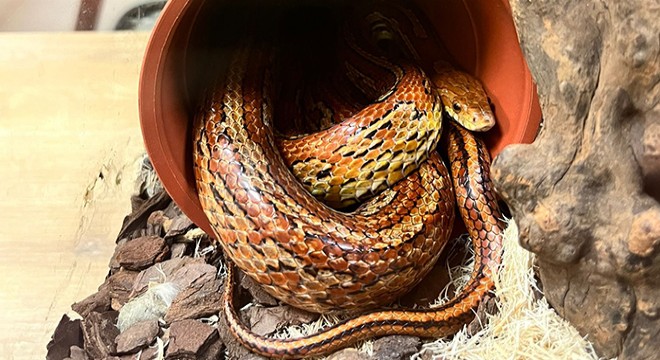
[138,0,542,236]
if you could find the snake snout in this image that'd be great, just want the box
[474,114,495,132]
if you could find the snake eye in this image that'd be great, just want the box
[452,103,462,113]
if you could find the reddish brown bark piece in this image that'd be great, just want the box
[107,270,140,310]
[115,319,159,354]
[72,286,112,318]
[47,315,84,360]
[166,319,218,359]
[110,239,128,270]
[167,262,218,290]
[162,199,184,219]
[197,337,226,360]
[170,242,188,258]
[164,275,224,323]
[242,305,319,336]
[115,235,169,271]
[217,313,269,360]
[138,347,159,360]
[327,348,368,360]
[117,190,171,241]
[129,257,203,297]
[81,311,120,359]
[467,293,498,336]
[164,213,195,241]
[492,1,659,358]
[146,211,167,237]
[368,336,421,360]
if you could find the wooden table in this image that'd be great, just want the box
[0,32,150,359]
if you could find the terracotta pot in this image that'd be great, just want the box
[139,0,542,236]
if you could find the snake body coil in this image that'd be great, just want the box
[193,3,505,358]
[195,44,454,314]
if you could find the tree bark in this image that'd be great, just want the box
[492,1,659,358]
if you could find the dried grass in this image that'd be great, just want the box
[411,220,603,360]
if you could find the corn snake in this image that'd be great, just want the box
[193,1,505,358]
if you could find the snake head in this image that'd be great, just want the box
[436,70,496,132]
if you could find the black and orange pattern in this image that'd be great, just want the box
[192,1,505,358]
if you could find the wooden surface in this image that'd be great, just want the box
[0,32,150,359]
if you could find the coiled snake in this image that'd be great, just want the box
[193,2,505,358]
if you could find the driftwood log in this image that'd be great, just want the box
[492,0,659,358]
